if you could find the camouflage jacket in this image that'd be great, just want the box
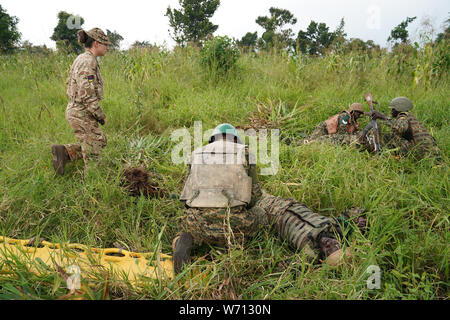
[384,112,439,157]
[309,111,359,140]
[66,50,106,121]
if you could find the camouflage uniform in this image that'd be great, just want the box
[256,192,342,261]
[64,49,107,169]
[179,140,342,262]
[179,142,266,247]
[382,112,440,159]
[299,109,361,147]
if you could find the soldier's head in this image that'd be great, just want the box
[348,103,364,120]
[77,28,111,57]
[389,97,413,117]
[209,123,242,144]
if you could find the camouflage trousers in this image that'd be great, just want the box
[382,133,440,159]
[359,132,439,159]
[180,191,340,261]
[257,192,340,261]
[64,103,107,170]
[297,133,360,147]
[180,200,268,248]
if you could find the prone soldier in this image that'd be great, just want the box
[298,103,365,146]
[172,124,367,274]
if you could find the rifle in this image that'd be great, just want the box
[363,93,382,154]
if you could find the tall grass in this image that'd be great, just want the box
[0,44,448,299]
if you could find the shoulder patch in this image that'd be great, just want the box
[339,115,350,125]
[88,75,95,82]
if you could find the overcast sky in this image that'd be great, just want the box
[1,0,449,49]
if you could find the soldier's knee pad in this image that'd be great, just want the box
[275,204,333,252]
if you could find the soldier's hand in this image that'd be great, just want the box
[358,133,367,144]
[371,111,387,121]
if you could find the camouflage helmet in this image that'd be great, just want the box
[389,97,413,112]
[349,103,364,114]
[209,123,242,144]
[85,28,112,46]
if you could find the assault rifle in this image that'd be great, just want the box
[362,93,382,154]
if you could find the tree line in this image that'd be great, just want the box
[0,1,449,55]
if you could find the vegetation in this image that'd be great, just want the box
[388,16,417,45]
[50,11,85,54]
[106,30,124,51]
[165,0,220,47]
[200,36,240,75]
[0,4,21,54]
[256,7,297,51]
[297,20,338,56]
[0,36,448,299]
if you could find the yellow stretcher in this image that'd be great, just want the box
[0,236,174,287]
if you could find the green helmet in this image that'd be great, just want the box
[209,123,241,144]
[389,97,413,112]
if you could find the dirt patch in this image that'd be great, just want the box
[120,167,165,198]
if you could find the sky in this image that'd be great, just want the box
[1,0,449,49]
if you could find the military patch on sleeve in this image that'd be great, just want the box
[88,75,95,83]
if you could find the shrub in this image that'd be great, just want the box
[200,36,240,75]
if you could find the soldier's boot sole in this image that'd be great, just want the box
[172,232,193,275]
[52,145,69,176]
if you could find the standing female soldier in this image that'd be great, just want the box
[52,28,111,175]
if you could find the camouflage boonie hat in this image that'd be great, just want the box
[85,28,111,46]
[389,97,413,112]
[349,103,364,113]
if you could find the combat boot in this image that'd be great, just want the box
[339,207,368,234]
[319,236,352,266]
[172,232,193,275]
[51,145,70,175]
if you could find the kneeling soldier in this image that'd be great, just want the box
[368,97,440,159]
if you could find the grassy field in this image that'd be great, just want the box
[0,45,448,300]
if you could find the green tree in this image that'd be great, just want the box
[0,5,21,54]
[166,0,220,46]
[343,38,381,54]
[21,40,51,55]
[334,17,347,39]
[435,14,449,43]
[297,21,336,55]
[238,32,258,50]
[130,41,156,50]
[256,7,297,50]
[50,11,85,53]
[331,17,347,50]
[388,16,417,45]
[106,29,124,50]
